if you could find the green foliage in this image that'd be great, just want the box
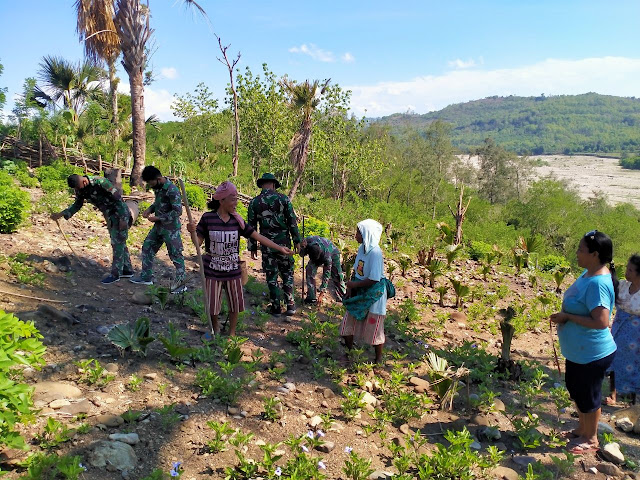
[4,253,45,286]
[262,396,281,421]
[539,254,570,272]
[468,241,493,261]
[158,322,194,362]
[343,450,375,480]
[379,93,640,155]
[107,317,154,356]
[35,160,82,193]
[341,387,366,420]
[34,417,75,450]
[74,358,115,387]
[300,215,330,238]
[415,428,501,480]
[20,452,85,480]
[511,412,543,450]
[0,310,46,451]
[0,172,30,233]
[34,190,72,215]
[184,183,206,210]
[147,285,171,310]
[619,156,640,170]
[206,420,236,453]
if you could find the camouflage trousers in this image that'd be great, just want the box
[140,224,185,282]
[305,251,346,301]
[107,213,132,277]
[262,250,295,307]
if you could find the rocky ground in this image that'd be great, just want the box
[1,189,640,480]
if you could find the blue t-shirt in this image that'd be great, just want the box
[557,271,616,364]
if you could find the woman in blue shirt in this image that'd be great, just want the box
[550,230,617,454]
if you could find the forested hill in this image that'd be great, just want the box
[375,93,640,155]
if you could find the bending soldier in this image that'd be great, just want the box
[300,236,346,305]
[51,174,132,284]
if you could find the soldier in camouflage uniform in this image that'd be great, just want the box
[248,173,301,316]
[300,236,346,305]
[130,166,186,293]
[51,174,132,284]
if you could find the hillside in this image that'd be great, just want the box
[375,93,640,155]
[2,182,640,479]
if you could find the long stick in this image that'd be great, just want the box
[0,288,68,303]
[55,218,86,268]
[178,179,213,337]
[301,215,305,304]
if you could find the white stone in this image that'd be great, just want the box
[616,417,634,433]
[601,443,624,465]
[108,433,140,445]
[362,392,377,406]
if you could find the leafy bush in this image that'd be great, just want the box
[468,241,493,261]
[0,175,30,233]
[0,310,46,451]
[184,183,206,210]
[300,215,330,239]
[35,160,82,193]
[539,254,570,272]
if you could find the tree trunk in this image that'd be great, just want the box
[129,68,145,186]
[38,135,42,167]
[109,60,119,127]
[448,183,471,246]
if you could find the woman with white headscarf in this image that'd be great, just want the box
[340,219,390,364]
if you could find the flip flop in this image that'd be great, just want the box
[568,442,599,455]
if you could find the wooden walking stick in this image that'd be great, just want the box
[54,218,86,268]
[301,215,305,304]
[178,179,214,337]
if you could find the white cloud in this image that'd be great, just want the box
[342,52,355,63]
[289,43,335,62]
[447,58,477,69]
[347,56,640,117]
[160,67,178,79]
[117,83,176,122]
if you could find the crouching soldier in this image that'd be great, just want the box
[300,235,346,305]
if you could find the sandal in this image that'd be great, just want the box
[568,442,599,455]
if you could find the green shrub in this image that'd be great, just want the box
[34,191,72,215]
[35,160,82,193]
[468,241,493,261]
[184,183,206,210]
[122,181,131,195]
[539,254,570,272]
[0,310,46,451]
[135,201,151,226]
[300,215,330,239]
[0,178,30,233]
[16,169,38,188]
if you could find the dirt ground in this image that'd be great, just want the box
[1,186,640,480]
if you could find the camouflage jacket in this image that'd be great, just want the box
[247,188,300,252]
[305,236,340,290]
[149,178,183,229]
[62,176,128,220]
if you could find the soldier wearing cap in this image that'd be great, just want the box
[247,173,301,316]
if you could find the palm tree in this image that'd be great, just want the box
[35,55,102,123]
[282,78,330,200]
[75,0,120,128]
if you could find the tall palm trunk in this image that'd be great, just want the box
[129,67,145,184]
[288,120,311,200]
[108,60,118,126]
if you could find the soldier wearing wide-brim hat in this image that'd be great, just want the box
[247,173,301,317]
[256,173,281,189]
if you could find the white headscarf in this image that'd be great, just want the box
[357,219,383,254]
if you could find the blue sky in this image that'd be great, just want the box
[2,0,640,120]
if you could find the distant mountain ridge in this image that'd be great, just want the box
[374,93,640,155]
